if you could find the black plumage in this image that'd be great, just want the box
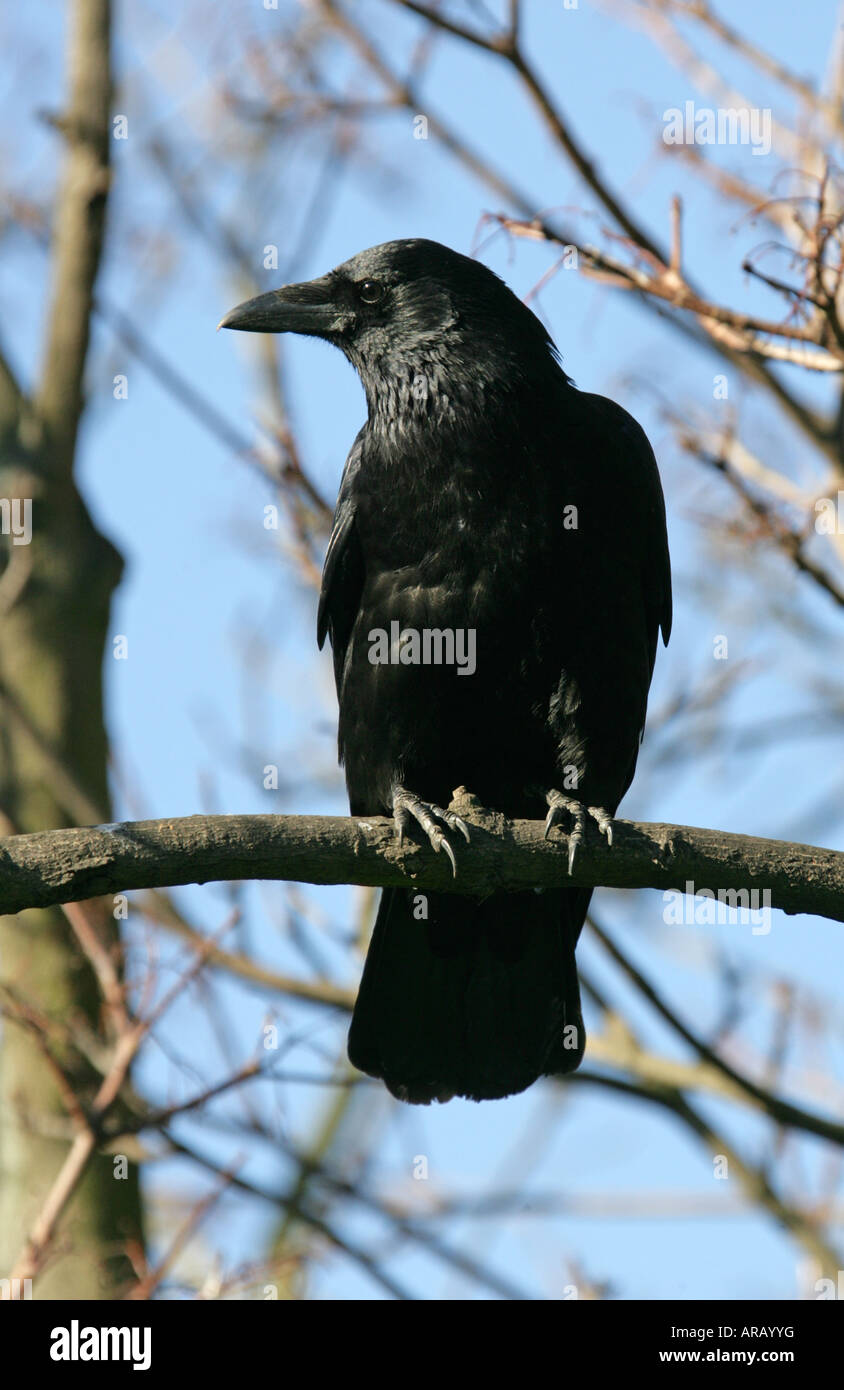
[221,238,671,1104]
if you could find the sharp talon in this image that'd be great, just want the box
[567,821,584,876]
[545,792,614,872]
[391,785,466,874]
[587,805,614,844]
[544,797,565,840]
[440,837,457,877]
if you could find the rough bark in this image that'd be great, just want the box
[0,788,840,922]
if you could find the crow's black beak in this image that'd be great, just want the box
[218,274,348,336]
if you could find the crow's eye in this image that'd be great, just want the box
[358,279,384,304]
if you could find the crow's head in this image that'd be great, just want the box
[220,238,566,410]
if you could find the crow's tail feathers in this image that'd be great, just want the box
[347,886,591,1104]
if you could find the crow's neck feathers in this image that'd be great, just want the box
[348,315,571,447]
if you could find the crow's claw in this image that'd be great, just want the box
[436,835,457,877]
[392,786,467,878]
[544,791,614,874]
[446,813,471,843]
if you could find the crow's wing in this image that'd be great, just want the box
[578,393,672,670]
[622,406,672,664]
[317,430,366,686]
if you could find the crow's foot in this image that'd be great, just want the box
[392,786,470,878]
[544,791,614,874]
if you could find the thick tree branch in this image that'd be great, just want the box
[35,0,111,469]
[0,788,840,922]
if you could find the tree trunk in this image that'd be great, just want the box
[0,0,144,1298]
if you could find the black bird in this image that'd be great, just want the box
[221,238,671,1104]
